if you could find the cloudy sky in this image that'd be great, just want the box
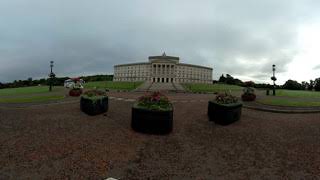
[0,0,320,84]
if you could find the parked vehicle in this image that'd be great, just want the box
[64,78,85,88]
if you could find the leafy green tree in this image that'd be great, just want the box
[314,78,320,91]
[218,74,226,83]
[301,81,309,90]
[282,80,304,90]
[308,80,314,91]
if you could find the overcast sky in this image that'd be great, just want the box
[0,0,320,84]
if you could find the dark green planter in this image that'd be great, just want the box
[131,103,173,134]
[208,101,242,125]
[80,96,108,115]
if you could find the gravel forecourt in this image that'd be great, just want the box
[0,92,320,179]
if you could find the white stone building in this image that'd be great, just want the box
[113,53,213,83]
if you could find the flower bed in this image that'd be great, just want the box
[131,92,173,134]
[241,93,256,101]
[241,86,256,101]
[80,90,108,115]
[208,92,242,125]
[69,88,82,97]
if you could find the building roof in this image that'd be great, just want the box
[114,54,212,70]
[148,53,180,60]
[178,63,213,70]
[114,62,150,67]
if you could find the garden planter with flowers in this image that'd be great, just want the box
[69,88,82,97]
[208,92,242,125]
[131,92,173,134]
[80,90,108,115]
[241,82,256,101]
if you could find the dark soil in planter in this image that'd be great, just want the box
[69,89,82,97]
[241,94,256,101]
[80,96,108,115]
[131,104,173,135]
[208,101,242,125]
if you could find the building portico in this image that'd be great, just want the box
[113,53,213,84]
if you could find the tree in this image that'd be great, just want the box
[308,80,314,91]
[282,80,304,90]
[244,81,255,87]
[218,74,226,83]
[225,74,236,85]
[301,81,309,90]
[314,78,320,91]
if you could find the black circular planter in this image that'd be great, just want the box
[208,101,242,125]
[131,104,173,135]
[80,96,108,116]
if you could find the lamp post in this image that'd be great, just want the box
[49,61,56,91]
[271,64,277,96]
[133,76,137,89]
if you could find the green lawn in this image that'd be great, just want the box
[0,95,65,103]
[258,98,320,107]
[256,89,320,107]
[85,81,143,90]
[0,86,63,96]
[275,89,320,98]
[0,86,65,103]
[183,83,242,93]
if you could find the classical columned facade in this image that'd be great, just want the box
[113,53,213,83]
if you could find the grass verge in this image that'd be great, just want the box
[0,86,64,96]
[275,89,320,98]
[85,81,143,90]
[0,95,65,103]
[183,83,242,93]
[257,98,320,107]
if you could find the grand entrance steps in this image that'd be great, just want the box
[134,82,186,92]
[148,83,175,91]
[134,82,152,92]
[172,83,186,92]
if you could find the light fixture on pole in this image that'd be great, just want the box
[271,64,277,96]
[49,61,56,91]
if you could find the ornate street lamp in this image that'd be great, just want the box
[271,64,277,96]
[49,61,56,91]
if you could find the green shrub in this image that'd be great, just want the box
[215,92,238,104]
[82,89,107,101]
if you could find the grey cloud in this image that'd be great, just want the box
[313,65,320,70]
[0,0,320,82]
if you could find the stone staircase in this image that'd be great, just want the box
[134,81,153,92]
[134,82,186,92]
[172,83,185,92]
[149,83,175,91]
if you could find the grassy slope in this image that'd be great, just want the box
[0,86,65,103]
[257,89,320,107]
[0,86,63,96]
[276,89,320,98]
[183,83,242,93]
[85,81,143,90]
[0,95,64,103]
[258,98,320,107]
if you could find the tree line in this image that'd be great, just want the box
[217,74,320,91]
[282,79,320,91]
[0,75,114,89]
[217,74,278,89]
